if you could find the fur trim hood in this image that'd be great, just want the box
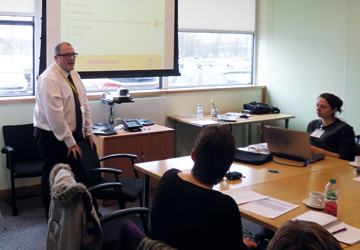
[49,163,93,211]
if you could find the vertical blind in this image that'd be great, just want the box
[178,0,255,32]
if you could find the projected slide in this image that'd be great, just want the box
[46,0,175,73]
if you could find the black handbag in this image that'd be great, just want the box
[243,101,280,114]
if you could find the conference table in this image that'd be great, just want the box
[134,155,360,248]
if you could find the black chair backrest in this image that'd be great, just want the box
[2,124,41,163]
[77,138,102,185]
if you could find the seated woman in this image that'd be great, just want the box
[149,126,257,250]
[267,220,342,250]
[307,93,355,161]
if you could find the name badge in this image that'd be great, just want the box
[310,129,324,138]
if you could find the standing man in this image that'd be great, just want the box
[33,42,95,217]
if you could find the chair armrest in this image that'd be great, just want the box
[88,182,122,193]
[1,146,14,171]
[76,168,123,182]
[99,153,138,162]
[1,145,14,154]
[99,153,140,178]
[100,207,150,234]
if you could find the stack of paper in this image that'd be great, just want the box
[189,120,220,126]
[223,188,298,219]
[294,211,360,245]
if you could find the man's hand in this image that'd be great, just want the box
[67,143,82,159]
[86,135,97,150]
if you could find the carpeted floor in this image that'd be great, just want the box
[0,196,47,250]
[0,196,270,250]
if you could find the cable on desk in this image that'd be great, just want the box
[271,158,309,167]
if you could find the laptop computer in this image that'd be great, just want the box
[211,99,237,122]
[264,125,325,163]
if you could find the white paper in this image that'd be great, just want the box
[293,211,360,245]
[222,188,267,205]
[239,197,298,219]
[293,211,337,226]
[353,176,360,182]
[189,120,220,126]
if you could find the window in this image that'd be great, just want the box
[83,77,161,92]
[168,31,254,88]
[0,16,34,96]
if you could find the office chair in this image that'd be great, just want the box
[100,208,150,250]
[111,218,178,250]
[87,179,149,250]
[99,154,144,208]
[1,123,43,216]
[75,139,144,209]
[355,135,360,156]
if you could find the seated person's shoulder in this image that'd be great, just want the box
[164,168,181,177]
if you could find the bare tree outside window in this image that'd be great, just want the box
[0,16,34,96]
[169,32,254,87]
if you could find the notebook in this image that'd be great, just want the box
[211,99,237,122]
[264,125,325,163]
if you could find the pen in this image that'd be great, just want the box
[331,228,347,235]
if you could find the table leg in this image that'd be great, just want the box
[143,174,150,209]
[173,121,178,156]
[285,119,289,128]
[248,124,252,145]
[0,210,6,230]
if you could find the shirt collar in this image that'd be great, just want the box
[54,62,71,77]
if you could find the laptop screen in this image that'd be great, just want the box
[264,125,324,162]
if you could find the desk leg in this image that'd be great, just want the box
[0,210,5,230]
[173,121,178,156]
[285,119,289,129]
[248,124,252,145]
[143,174,150,209]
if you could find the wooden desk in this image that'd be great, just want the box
[134,155,348,208]
[135,156,359,248]
[168,113,295,152]
[93,124,174,190]
[244,165,359,249]
[240,165,360,231]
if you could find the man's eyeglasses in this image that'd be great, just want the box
[57,53,78,58]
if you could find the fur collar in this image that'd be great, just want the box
[50,163,94,211]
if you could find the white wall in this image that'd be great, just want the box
[0,88,263,191]
[257,0,360,135]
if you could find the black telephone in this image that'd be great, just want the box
[122,119,143,132]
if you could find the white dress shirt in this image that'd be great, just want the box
[33,62,93,148]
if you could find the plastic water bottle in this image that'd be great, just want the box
[324,178,338,216]
[197,104,203,120]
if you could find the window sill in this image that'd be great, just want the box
[0,85,265,104]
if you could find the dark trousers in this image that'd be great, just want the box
[33,127,84,217]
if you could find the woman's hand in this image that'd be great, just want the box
[243,237,258,249]
[310,145,324,155]
[310,145,339,159]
